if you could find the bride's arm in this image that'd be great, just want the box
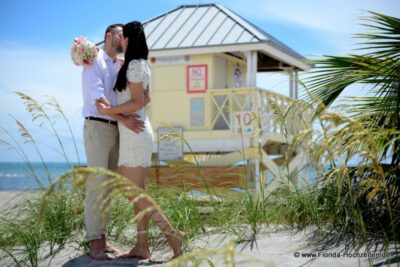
[144,86,150,106]
[97,81,144,115]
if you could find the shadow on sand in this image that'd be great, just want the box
[62,254,167,267]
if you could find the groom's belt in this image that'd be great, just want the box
[85,116,117,126]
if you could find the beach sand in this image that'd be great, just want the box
[0,190,38,213]
[0,191,396,266]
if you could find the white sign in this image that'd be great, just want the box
[157,127,184,161]
[231,111,255,135]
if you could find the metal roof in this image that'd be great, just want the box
[143,3,306,61]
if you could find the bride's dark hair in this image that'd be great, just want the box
[114,21,149,92]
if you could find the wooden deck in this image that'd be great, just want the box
[147,165,252,189]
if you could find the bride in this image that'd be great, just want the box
[96,21,184,259]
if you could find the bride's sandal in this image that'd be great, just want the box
[104,242,122,255]
[165,230,185,259]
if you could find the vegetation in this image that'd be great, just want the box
[303,10,400,245]
[306,11,400,165]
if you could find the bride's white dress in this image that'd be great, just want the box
[117,59,154,167]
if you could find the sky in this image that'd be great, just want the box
[0,0,399,162]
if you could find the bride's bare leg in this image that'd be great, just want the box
[120,166,184,258]
[135,197,185,258]
[119,166,150,259]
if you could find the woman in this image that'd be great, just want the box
[96,21,184,259]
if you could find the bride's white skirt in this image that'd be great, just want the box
[118,111,154,168]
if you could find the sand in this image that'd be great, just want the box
[0,191,397,267]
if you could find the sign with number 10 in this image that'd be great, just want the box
[231,111,255,135]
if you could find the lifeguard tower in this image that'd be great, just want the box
[142,4,312,192]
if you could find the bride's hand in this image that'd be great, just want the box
[96,102,110,115]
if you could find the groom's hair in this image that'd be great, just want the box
[104,24,124,41]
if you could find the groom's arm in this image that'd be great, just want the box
[110,114,145,133]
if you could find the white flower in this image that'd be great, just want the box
[70,36,98,66]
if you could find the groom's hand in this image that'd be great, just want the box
[123,114,145,133]
[95,97,111,107]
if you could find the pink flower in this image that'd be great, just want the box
[70,36,98,67]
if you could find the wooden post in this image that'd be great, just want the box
[289,69,294,98]
[252,51,257,87]
[246,51,252,87]
[294,70,299,99]
[245,51,258,87]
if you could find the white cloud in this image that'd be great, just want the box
[257,72,291,96]
[235,0,400,33]
[85,26,107,46]
[0,45,83,113]
[0,45,85,162]
[245,0,400,97]
[226,0,400,53]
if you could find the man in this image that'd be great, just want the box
[82,24,147,260]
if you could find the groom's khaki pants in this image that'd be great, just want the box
[83,119,119,241]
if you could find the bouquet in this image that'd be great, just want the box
[70,36,98,66]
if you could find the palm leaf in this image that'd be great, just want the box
[304,11,400,164]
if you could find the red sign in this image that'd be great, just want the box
[187,65,208,93]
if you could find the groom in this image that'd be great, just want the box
[82,23,149,260]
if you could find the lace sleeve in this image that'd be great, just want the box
[127,60,144,83]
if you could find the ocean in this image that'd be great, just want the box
[0,162,82,190]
